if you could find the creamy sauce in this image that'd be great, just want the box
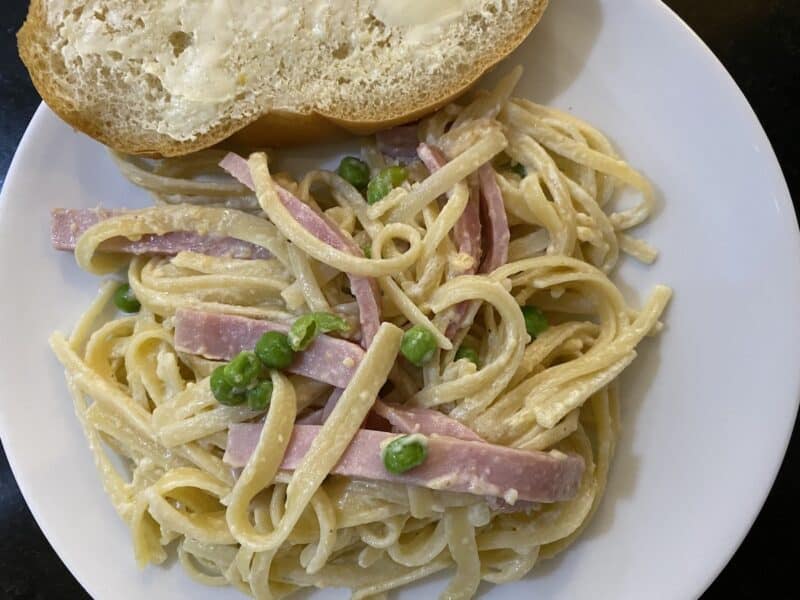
[503,488,519,505]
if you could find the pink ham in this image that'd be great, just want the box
[376,124,420,160]
[441,167,509,337]
[296,408,325,425]
[444,303,474,340]
[373,400,484,442]
[443,179,481,339]
[478,165,510,273]
[224,423,585,503]
[417,143,482,269]
[316,390,389,431]
[315,395,481,440]
[218,153,256,190]
[272,187,381,348]
[219,153,381,348]
[173,309,363,388]
[417,143,483,339]
[455,177,484,269]
[416,143,445,172]
[321,388,344,423]
[51,208,271,259]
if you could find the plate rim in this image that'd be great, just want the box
[644,2,800,594]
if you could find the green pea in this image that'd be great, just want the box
[455,345,479,366]
[289,312,351,351]
[113,283,140,313]
[366,166,408,205]
[362,244,372,259]
[367,176,392,205]
[337,156,370,189]
[289,314,318,351]
[400,325,437,367]
[246,380,273,411]
[255,331,295,370]
[382,435,428,474]
[210,365,244,406]
[522,305,549,338]
[386,165,408,186]
[315,312,351,334]
[223,351,261,390]
[510,162,526,178]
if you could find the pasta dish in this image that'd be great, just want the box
[49,68,670,599]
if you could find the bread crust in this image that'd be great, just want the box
[18,1,548,156]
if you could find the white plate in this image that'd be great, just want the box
[1,0,798,598]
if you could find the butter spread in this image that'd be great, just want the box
[162,0,236,103]
[372,0,483,43]
[44,0,487,138]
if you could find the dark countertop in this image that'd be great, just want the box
[1,1,798,598]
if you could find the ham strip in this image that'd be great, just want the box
[441,167,509,338]
[376,124,420,160]
[173,309,363,388]
[444,180,481,338]
[455,177,484,269]
[296,408,324,425]
[417,143,483,339]
[224,423,585,503]
[321,388,344,423]
[316,390,389,431]
[373,400,484,442]
[51,208,271,259]
[273,187,381,348]
[315,394,480,440]
[218,153,256,190]
[477,165,510,273]
[417,143,482,270]
[219,153,381,348]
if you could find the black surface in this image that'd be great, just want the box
[0,1,798,598]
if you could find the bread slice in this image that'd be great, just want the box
[18,0,548,156]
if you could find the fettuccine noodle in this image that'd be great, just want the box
[50,70,670,599]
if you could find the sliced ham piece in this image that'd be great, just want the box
[417,143,483,270]
[477,164,510,273]
[416,143,444,171]
[316,390,389,431]
[320,388,344,423]
[173,309,363,388]
[51,208,271,259]
[376,124,420,160]
[272,186,381,348]
[439,166,509,338]
[296,408,325,425]
[455,177,484,269]
[444,302,475,340]
[219,153,381,348]
[444,175,483,339]
[218,153,256,189]
[373,400,484,442]
[224,423,585,503]
[417,143,483,339]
